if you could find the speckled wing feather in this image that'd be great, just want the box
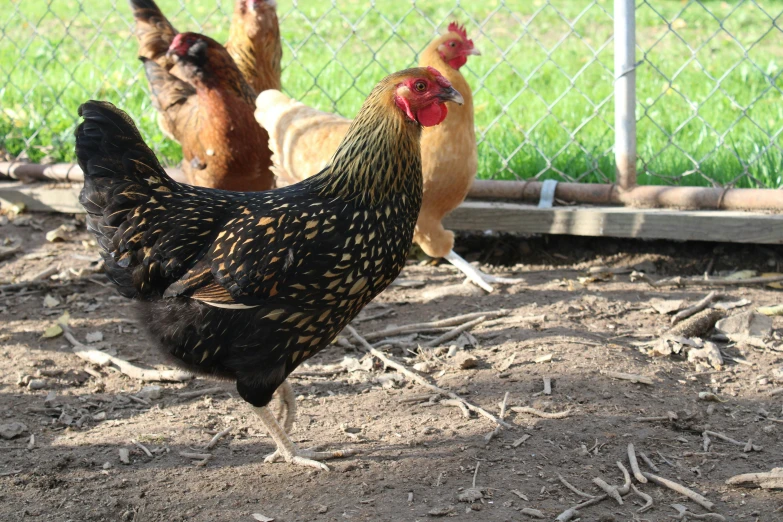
[76,101,347,310]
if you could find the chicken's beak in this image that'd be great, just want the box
[466,47,481,56]
[439,86,464,106]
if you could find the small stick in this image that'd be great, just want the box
[639,452,659,472]
[555,494,607,522]
[205,427,231,450]
[126,394,150,406]
[557,473,595,498]
[704,430,762,451]
[179,451,212,460]
[519,507,545,519]
[132,439,153,458]
[290,368,346,378]
[30,266,58,281]
[726,469,783,489]
[346,326,511,428]
[615,461,632,495]
[593,478,622,505]
[542,377,552,395]
[510,406,572,419]
[422,316,486,347]
[638,273,783,287]
[601,371,653,385]
[27,434,35,451]
[631,484,653,513]
[671,291,720,325]
[636,415,673,422]
[512,434,530,447]
[472,461,480,489]
[178,387,224,399]
[769,388,783,396]
[439,399,469,418]
[627,443,647,483]
[484,392,510,443]
[361,310,509,341]
[64,326,191,382]
[642,472,715,511]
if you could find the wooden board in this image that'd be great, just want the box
[2,182,782,244]
[444,201,783,244]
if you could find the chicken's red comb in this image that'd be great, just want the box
[426,66,452,88]
[447,22,472,45]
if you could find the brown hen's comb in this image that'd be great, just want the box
[448,22,473,46]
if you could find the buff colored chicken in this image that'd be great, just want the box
[255,23,521,291]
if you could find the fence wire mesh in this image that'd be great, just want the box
[0,0,781,189]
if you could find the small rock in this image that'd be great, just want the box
[413,362,436,373]
[458,487,483,503]
[452,352,478,369]
[102,461,112,470]
[446,345,459,357]
[427,505,454,517]
[0,422,28,440]
[85,331,104,343]
[520,508,546,519]
[315,505,328,514]
[137,385,162,400]
[27,379,47,390]
[119,448,130,464]
[716,311,772,347]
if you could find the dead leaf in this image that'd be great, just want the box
[42,324,63,339]
[650,298,687,315]
[761,273,783,289]
[725,270,758,280]
[757,303,783,317]
[712,299,751,311]
[45,224,75,243]
[458,487,484,503]
[43,295,60,308]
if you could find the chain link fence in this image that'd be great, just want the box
[1,0,781,189]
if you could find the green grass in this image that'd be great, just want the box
[1,0,782,187]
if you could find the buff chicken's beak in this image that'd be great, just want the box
[439,86,464,106]
[466,47,481,56]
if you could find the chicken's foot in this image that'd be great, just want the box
[251,405,356,471]
[270,380,296,434]
[444,250,525,293]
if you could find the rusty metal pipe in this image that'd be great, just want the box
[468,179,783,211]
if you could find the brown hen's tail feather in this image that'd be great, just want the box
[75,100,177,297]
[129,0,178,62]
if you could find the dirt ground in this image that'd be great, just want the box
[1,212,782,522]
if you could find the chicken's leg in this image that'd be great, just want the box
[270,380,296,433]
[444,250,525,293]
[252,405,356,471]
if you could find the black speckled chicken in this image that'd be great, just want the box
[75,67,463,470]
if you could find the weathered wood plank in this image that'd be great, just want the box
[444,201,783,244]
[2,183,782,244]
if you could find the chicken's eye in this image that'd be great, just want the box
[449,42,457,47]
[414,81,426,92]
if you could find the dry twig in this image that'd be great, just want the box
[422,316,486,347]
[557,474,594,498]
[631,484,653,513]
[510,406,572,419]
[64,326,192,382]
[346,326,511,428]
[205,428,231,450]
[627,443,647,483]
[178,387,223,399]
[639,451,659,472]
[642,472,714,511]
[601,371,653,385]
[672,291,721,324]
[362,310,508,341]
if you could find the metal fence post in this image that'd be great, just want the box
[614,0,637,191]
